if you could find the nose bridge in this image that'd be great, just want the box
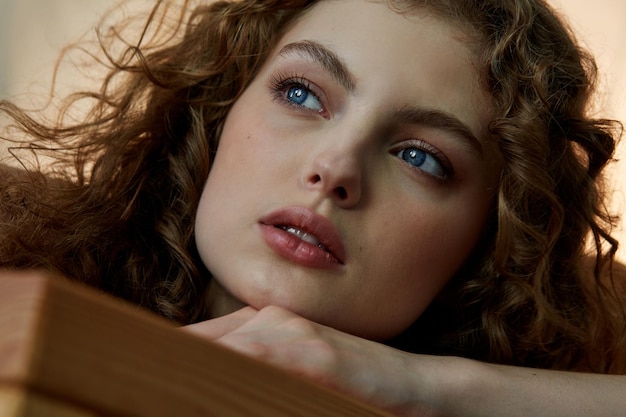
[316,137,362,178]
[303,123,369,207]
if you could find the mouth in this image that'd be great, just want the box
[276,225,329,251]
[259,206,346,268]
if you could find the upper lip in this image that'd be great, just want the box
[259,206,346,264]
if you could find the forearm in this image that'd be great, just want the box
[420,355,626,417]
[184,309,626,417]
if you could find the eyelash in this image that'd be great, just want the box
[268,72,453,181]
[393,139,453,181]
[268,72,327,116]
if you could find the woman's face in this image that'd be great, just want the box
[195,0,499,340]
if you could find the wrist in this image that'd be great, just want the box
[406,354,494,417]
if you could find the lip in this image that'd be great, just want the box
[259,206,346,269]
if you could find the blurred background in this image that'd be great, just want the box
[1,0,625,261]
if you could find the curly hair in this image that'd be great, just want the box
[1,0,314,323]
[386,0,624,373]
[1,0,623,372]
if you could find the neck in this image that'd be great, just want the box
[206,278,247,319]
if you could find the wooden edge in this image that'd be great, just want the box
[0,270,54,383]
[0,271,392,417]
[0,386,95,417]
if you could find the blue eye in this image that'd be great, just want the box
[397,147,447,179]
[286,85,323,112]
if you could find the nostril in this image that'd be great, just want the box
[311,174,322,184]
[334,186,348,200]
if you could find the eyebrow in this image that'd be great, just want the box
[277,40,357,92]
[277,40,483,156]
[395,106,484,156]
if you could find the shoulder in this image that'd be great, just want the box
[1,163,50,184]
[587,258,626,374]
[609,261,626,374]
[0,163,69,221]
[1,163,47,199]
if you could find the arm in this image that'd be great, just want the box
[439,359,626,417]
[184,306,626,417]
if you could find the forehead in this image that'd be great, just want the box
[272,0,493,143]
[287,0,478,47]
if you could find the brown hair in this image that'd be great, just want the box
[387,0,624,372]
[1,0,623,371]
[0,0,314,322]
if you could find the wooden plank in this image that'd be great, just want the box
[0,386,95,417]
[0,271,392,416]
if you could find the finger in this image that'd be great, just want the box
[182,306,258,339]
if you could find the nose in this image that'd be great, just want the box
[302,144,363,208]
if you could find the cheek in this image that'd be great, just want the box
[194,112,250,260]
[379,199,487,289]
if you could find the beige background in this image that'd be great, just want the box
[1,0,625,260]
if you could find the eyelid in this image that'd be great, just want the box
[393,138,454,180]
[268,71,330,118]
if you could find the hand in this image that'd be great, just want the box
[183,307,626,417]
[183,306,437,417]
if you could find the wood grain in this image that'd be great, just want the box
[0,270,392,416]
[0,386,95,417]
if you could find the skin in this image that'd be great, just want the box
[187,1,626,416]
[186,306,626,417]
[194,0,499,341]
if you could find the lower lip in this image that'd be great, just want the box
[259,224,343,270]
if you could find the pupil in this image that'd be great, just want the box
[288,87,306,104]
[404,148,425,166]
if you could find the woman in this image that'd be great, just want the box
[1,0,624,415]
